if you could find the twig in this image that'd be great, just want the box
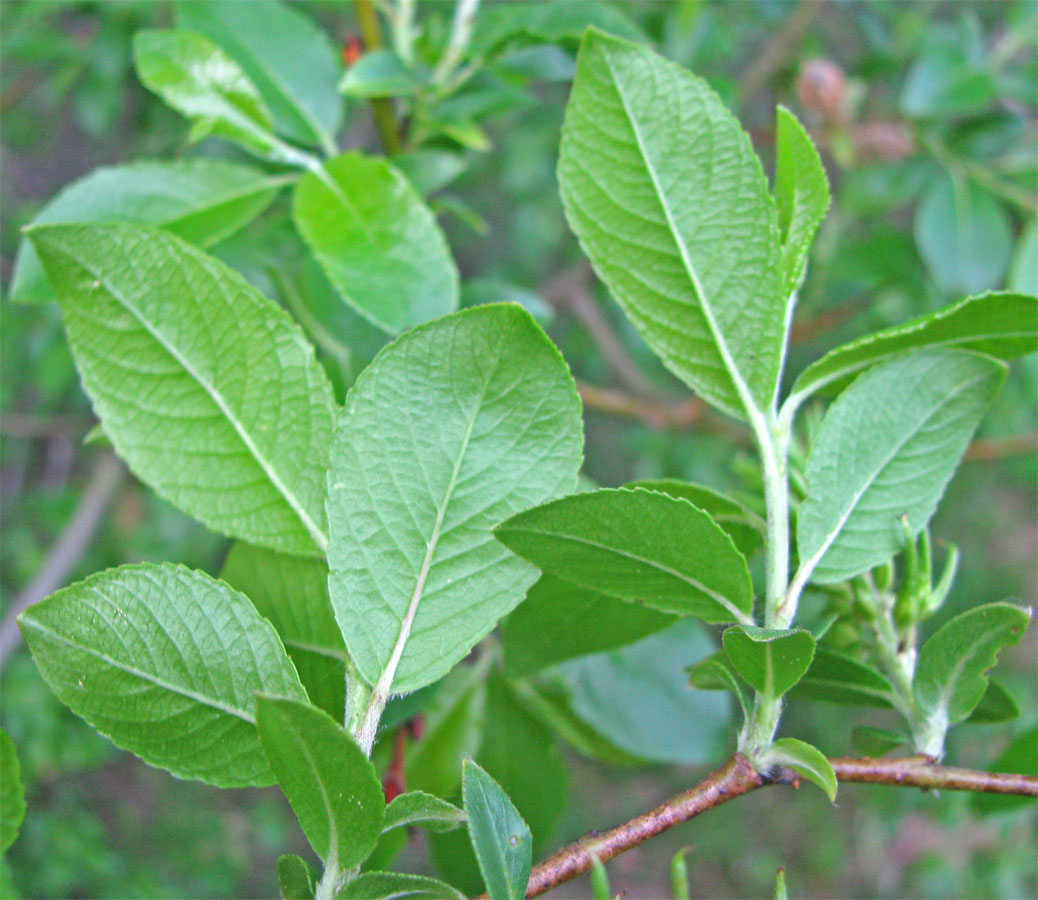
[0,452,125,665]
[577,381,706,429]
[353,0,401,154]
[0,412,95,439]
[737,0,821,104]
[492,753,1037,899]
[963,433,1038,463]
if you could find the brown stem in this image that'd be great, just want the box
[962,432,1038,463]
[491,753,1037,899]
[353,0,401,154]
[577,381,706,430]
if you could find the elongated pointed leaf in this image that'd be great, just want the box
[19,564,307,787]
[327,304,582,693]
[789,292,1037,405]
[790,648,896,707]
[558,29,784,419]
[293,153,459,335]
[277,854,316,900]
[383,792,465,834]
[256,697,384,867]
[0,730,25,853]
[774,106,830,296]
[914,603,1031,725]
[722,627,815,698]
[495,488,754,623]
[28,222,335,556]
[764,738,837,802]
[11,159,285,305]
[501,574,677,677]
[340,872,466,900]
[178,0,342,150]
[221,544,345,720]
[463,761,532,900]
[134,29,278,158]
[797,349,1005,584]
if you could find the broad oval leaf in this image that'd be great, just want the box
[0,730,25,853]
[501,574,677,677]
[293,153,459,335]
[721,626,816,699]
[383,791,465,834]
[10,159,286,305]
[178,0,342,150]
[28,222,336,556]
[463,760,532,900]
[133,29,277,158]
[277,854,316,900]
[558,29,784,419]
[18,563,307,787]
[221,544,345,719]
[797,349,1005,584]
[914,602,1031,725]
[789,292,1037,406]
[256,697,384,867]
[494,487,754,623]
[340,872,466,900]
[789,648,896,708]
[763,737,837,802]
[328,304,582,693]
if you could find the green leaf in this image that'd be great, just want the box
[462,279,556,329]
[670,847,691,900]
[339,872,466,900]
[392,150,467,197]
[626,478,763,558]
[914,602,1031,726]
[495,488,754,624]
[327,304,582,694]
[850,726,909,757]
[790,648,896,707]
[463,760,532,900]
[774,868,788,900]
[797,349,1006,584]
[19,563,307,787]
[340,50,425,98]
[789,292,1037,405]
[10,159,285,305]
[178,0,342,150]
[221,544,345,720]
[256,697,384,867]
[971,726,1038,815]
[471,1,644,57]
[764,738,837,802]
[557,619,730,765]
[687,651,750,722]
[383,792,466,834]
[1009,219,1038,294]
[721,626,815,698]
[966,678,1021,724]
[28,222,335,557]
[915,174,1012,295]
[590,857,611,900]
[277,854,316,900]
[133,29,278,158]
[558,29,784,419]
[293,153,459,335]
[500,574,677,677]
[0,730,25,853]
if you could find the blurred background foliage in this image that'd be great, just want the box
[1,1,1035,897]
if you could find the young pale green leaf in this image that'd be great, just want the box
[28,222,335,556]
[0,730,25,853]
[850,726,909,757]
[383,792,466,835]
[471,2,644,57]
[971,725,1037,816]
[463,760,532,900]
[256,697,384,867]
[590,857,611,900]
[392,150,467,197]
[774,106,830,296]
[687,651,751,722]
[10,159,285,305]
[221,544,345,720]
[774,868,788,900]
[626,478,763,558]
[500,574,677,677]
[558,29,784,419]
[670,847,692,900]
[789,648,896,708]
[133,29,278,158]
[339,872,466,900]
[721,626,816,698]
[494,488,754,624]
[764,738,837,802]
[18,564,307,787]
[914,603,1031,726]
[178,0,342,151]
[340,50,425,98]
[797,349,1005,584]
[788,292,1037,406]
[327,304,582,694]
[293,153,459,335]
[277,854,316,900]
[966,678,1021,724]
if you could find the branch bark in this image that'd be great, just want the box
[486,753,1037,899]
